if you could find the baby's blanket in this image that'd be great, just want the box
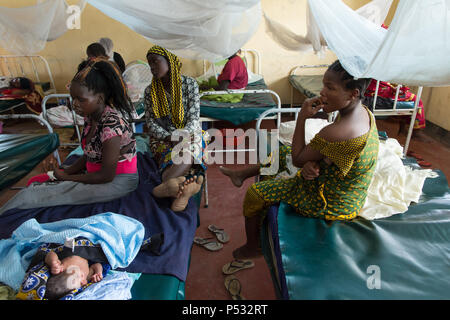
[0,212,144,291]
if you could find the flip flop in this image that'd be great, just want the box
[406,151,424,161]
[417,160,432,168]
[193,237,223,251]
[222,259,255,275]
[208,224,230,243]
[224,275,246,300]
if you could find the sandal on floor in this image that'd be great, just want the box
[406,151,424,161]
[208,224,230,243]
[417,160,432,168]
[193,237,223,251]
[224,275,246,300]
[222,259,255,275]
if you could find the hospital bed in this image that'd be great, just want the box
[200,49,281,127]
[289,64,424,156]
[255,107,450,300]
[0,114,60,191]
[0,137,201,300]
[0,55,56,114]
[199,49,282,207]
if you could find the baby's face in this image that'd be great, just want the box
[64,265,88,289]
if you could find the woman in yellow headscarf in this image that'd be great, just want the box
[144,45,207,212]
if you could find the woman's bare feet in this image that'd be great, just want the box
[152,176,186,198]
[232,244,262,260]
[219,166,245,187]
[171,175,204,212]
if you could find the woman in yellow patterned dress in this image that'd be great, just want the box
[220,60,379,259]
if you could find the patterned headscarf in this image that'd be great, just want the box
[147,45,184,129]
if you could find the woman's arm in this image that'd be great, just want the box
[144,86,171,140]
[61,155,87,175]
[291,97,325,168]
[54,136,120,184]
[183,78,201,134]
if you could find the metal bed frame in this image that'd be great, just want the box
[0,55,57,95]
[289,64,423,156]
[199,49,281,207]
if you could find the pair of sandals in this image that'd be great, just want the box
[222,259,255,300]
[193,224,230,251]
[406,150,432,168]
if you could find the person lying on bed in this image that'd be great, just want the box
[0,77,33,96]
[0,58,138,215]
[199,50,248,91]
[144,45,206,212]
[220,60,379,259]
[43,249,104,300]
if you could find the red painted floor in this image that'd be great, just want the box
[1,117,449,300]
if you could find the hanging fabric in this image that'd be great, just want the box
[263,0,392,54]
[0,0,260,61]
[86,0,261,62]
[0,0,86,55]
[308,0,450,86]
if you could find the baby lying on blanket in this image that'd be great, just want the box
[17,234,164,300]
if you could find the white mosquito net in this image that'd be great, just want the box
[0,0,261,62]
[264,0,450,87]
[0,0,86,55]
[86,0,261,62]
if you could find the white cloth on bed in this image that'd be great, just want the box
[277,120,437,220]
[359,138,437,220]
[40,105,84,127]
[0,212,145,291]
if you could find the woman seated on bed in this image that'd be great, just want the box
[199,50,248,91]
[220,60,380,259]
[0,58,138,215]
[144,45,206,212]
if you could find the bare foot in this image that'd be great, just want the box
[219,166,245,188]
[152,176,186,198]
[232,244,262,260]
[171,175,204,212]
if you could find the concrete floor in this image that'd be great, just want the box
[1,116,449,300]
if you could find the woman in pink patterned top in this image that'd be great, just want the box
[0,58,138,214]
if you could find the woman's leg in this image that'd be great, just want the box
[219,165,260,187]
[220,145,293,187]
[233,176,294,259]
[0,173,139,215]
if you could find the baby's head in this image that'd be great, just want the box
[45,265,88,300]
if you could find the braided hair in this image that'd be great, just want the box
[328,60,371,99]
[72,58,134,120]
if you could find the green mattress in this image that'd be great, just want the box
[200,78,277,125]
[0,133,60,191]
[262,158,450,299]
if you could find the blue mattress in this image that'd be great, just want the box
[0,151,202,300]
[261,158,450,299]
[200,78,277,125]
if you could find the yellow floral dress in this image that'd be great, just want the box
[243,108,379,221]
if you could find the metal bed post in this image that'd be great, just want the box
[41,93,82,146]
[403,86,423,157]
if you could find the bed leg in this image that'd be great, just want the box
[204,171,209,208]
